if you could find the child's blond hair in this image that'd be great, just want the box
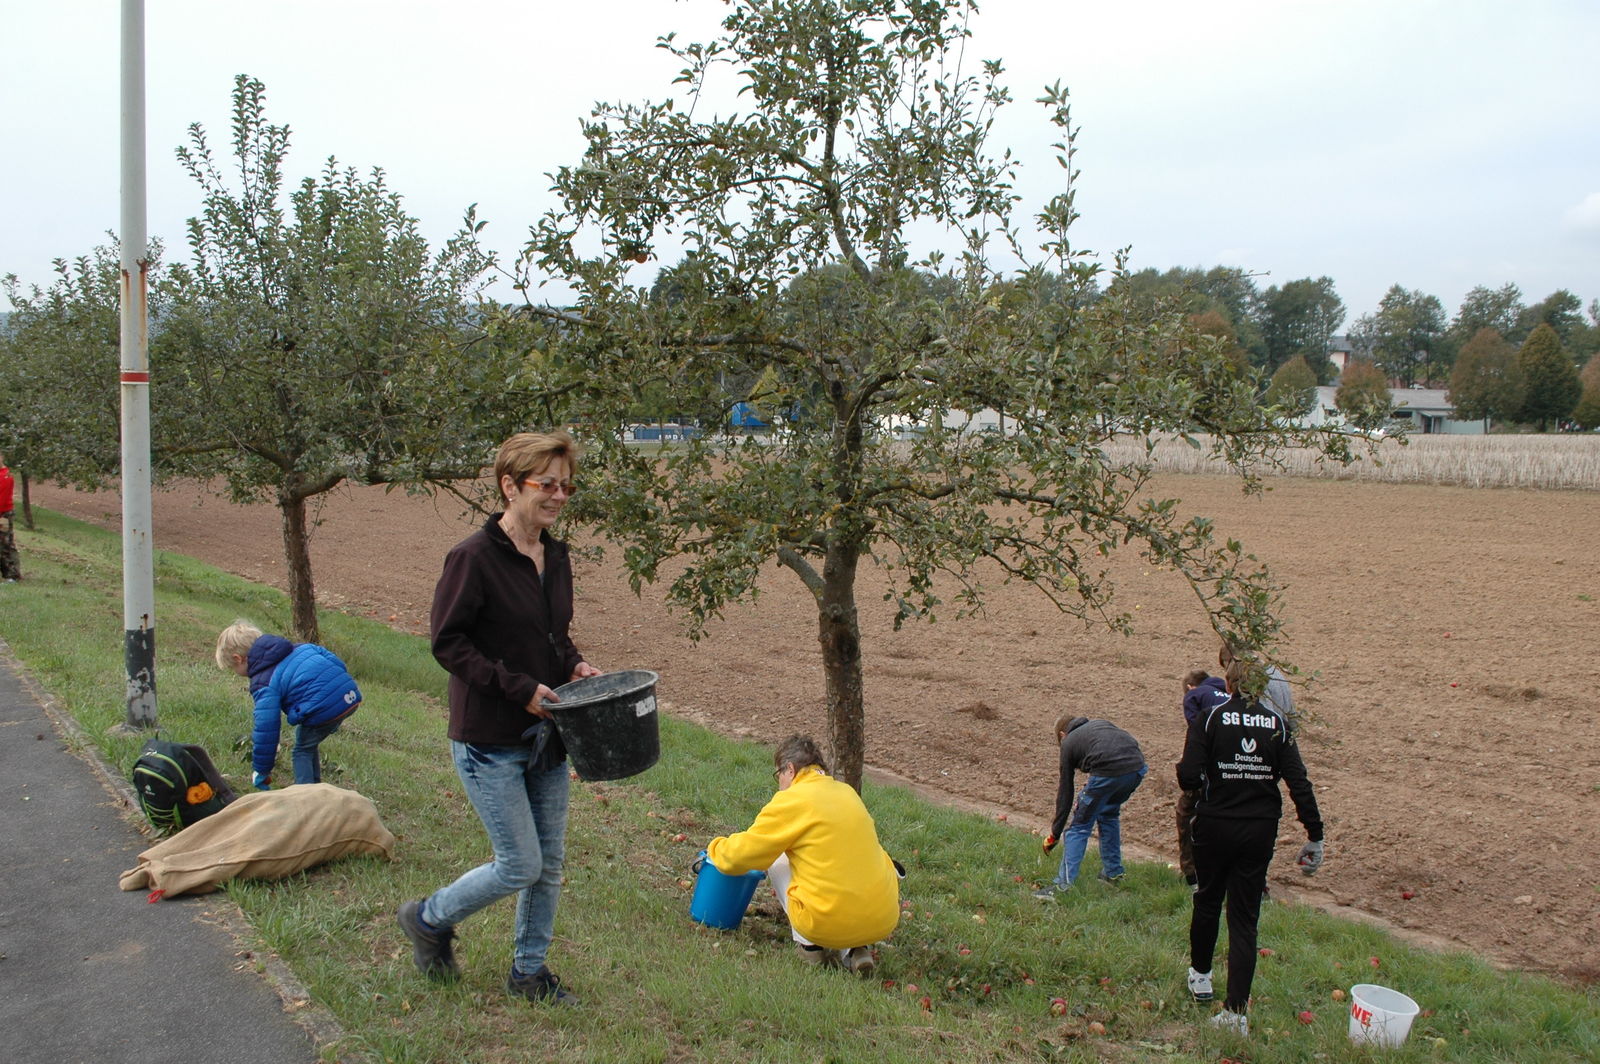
[215,620,263,670]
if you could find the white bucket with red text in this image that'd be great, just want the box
[1348,983,1420,1047]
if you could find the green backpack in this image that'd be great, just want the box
[131,740,236,834]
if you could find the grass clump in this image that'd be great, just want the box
[2,509,1597,1062]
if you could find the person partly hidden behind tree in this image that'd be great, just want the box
[0,453,21,582]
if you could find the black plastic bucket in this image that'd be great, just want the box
[546,670,661,782]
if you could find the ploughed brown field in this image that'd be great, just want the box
[34,473,1600,981]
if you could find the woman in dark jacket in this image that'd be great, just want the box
[397,430,600,1006]
[1178,654,1325,1037]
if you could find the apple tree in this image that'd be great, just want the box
[156,76,528,640]
[524,0,1355,787]
[1,242,176,524]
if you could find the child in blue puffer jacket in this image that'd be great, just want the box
[215,620,362,788]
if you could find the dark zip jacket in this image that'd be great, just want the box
[430,515,586,752]
[1176,693,1323,841]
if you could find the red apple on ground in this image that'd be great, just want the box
[1298,1010,1315,1024]
[1049,997,1067,1016]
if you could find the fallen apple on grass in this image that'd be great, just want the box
[1298,1010,1315,1024]
[1049,997,1068,1016]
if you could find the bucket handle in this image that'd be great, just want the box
[691,849,707,876]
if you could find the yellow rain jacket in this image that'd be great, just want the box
[707,766,899,949]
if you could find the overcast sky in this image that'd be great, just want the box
[4,0,1596,324]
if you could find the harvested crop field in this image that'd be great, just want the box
[32,464,1600,981]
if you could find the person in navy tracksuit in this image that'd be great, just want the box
[1176,668,1230,888]
[215,620,362,788]
[1177,654,1324,1036]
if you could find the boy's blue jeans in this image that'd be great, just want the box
[291,714,350,784]
[422,741,570,975]
[1054,765,1148,888]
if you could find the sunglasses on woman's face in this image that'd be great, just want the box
[521,475,577,497]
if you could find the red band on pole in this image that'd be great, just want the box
[121,371,150,383]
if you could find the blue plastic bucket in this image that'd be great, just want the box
[689,857,766,929]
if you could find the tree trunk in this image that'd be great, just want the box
[279,489,320,643]
[21,474,33,531]
[817,543,866,790]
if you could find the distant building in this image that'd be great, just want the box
[1304,386,1486,435]
[1326,335,1354,378]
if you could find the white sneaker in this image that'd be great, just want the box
[1210,1009,1249,1036]
[1187,967,1213,1002]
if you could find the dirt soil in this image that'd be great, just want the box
[32,474,1600,981]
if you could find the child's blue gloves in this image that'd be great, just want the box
[252,772,272,791]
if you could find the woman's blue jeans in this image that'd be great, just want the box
[1054,765,1147,887]
[422,741,570,974]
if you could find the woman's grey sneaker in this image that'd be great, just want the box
[507,965,579,1006]
[1031,884,1068,901]
[1186,966,1214,1002]
[797,943,839,967]
[843,946,876,976]
[397,899,459,980]
[1209,1008,1249,1036]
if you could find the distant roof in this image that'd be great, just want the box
[1313,385,1458,416]
[1390,388,1453,412]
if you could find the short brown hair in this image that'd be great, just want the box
[1184,668,1210,688]
[1223,651,1266,699]
[494,430,582,503]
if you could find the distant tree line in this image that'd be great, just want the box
[1110,267,1600,432]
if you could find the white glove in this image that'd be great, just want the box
[1296,839,1324,875]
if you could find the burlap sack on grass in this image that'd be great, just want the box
[120,783,395,897]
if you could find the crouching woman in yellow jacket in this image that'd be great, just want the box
[706,735,900,975]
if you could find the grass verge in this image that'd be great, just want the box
[2,509,1596,1062]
